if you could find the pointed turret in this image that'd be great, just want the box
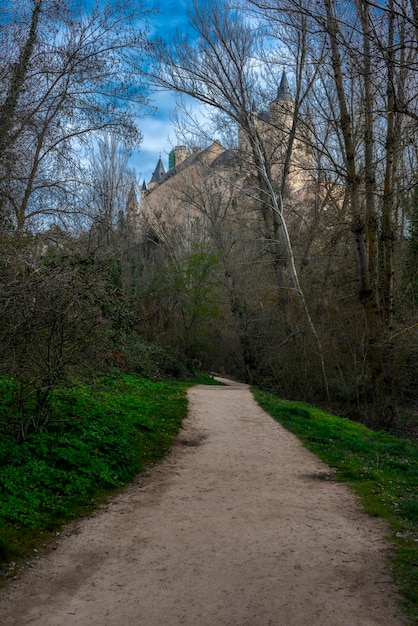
[269,70,294,129]
[127,182,138,207]
[276,71,292,101]
[150,156,166,185]
[139,179,147,216]
[126,182,139,224]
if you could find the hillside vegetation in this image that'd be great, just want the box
[0,372,196,579]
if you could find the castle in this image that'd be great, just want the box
[139,72,316,250]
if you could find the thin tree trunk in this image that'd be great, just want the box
[249,122,330,400]
[379,0,397,422]
[324,0,392,419]
[0,1,42,153]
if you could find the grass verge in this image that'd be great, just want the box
[253,389,418,622]
[0,372,193,582]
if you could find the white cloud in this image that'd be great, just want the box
[131,90,211,184]
[131,91,177,183]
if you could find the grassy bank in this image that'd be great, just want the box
[0,372,197,577]
[253,389,418,622]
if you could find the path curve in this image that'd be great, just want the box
[0,379,406,625]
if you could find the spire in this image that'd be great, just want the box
[127,182,137,206]
[126,182,139,222]
[150,156,166,184]
[276,71,292,101]
[141,179,147,192]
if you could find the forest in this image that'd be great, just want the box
[0,0,417,443]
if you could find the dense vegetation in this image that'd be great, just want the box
[254,389,418,621]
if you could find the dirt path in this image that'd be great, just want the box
[0,379,407,625]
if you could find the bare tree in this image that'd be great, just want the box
[148,0,330,398]
[248,0,417,420]
[0,233,130,440]
[0,0,150,231]
[85,134,139,248]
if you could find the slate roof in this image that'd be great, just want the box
[276,71,292,101]
[150,157,166,184]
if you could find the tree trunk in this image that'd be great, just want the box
[324,0,392,420]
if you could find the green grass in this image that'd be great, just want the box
[253,389,418,622]
[0,372,191,577]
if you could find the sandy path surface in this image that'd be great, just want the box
[0,379,407,625]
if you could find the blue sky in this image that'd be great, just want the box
[133,0,192,185]
[79,0,199,184]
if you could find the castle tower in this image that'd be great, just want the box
[148,156,166,190]
[238,71,295,162]
[124,182,140,233]
[269,71,295,134]
[168,146,188,170]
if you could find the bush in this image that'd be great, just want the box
[0,235,132,439]
[121,337,191,380]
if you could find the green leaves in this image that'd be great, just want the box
[0,374,187,532]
